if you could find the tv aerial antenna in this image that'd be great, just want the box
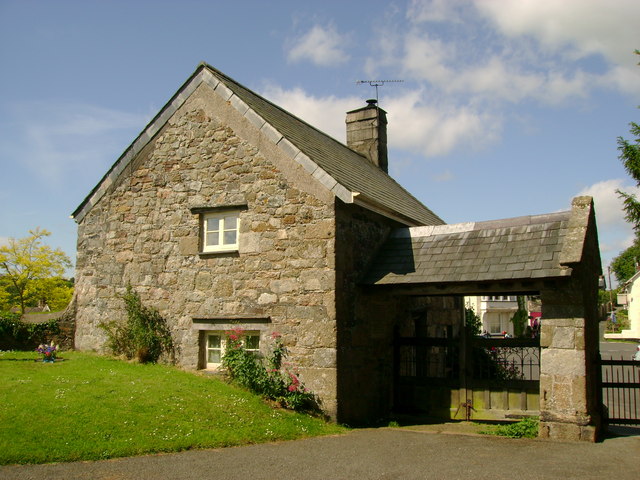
[356,79,404,106]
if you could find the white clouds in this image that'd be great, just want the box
[577,179,639,263]
[277,0,637,168]
[407,0,463,24]
[373,0,640,109]
[287,24,350,67]
[433,170,453,182]
[1,101,148,183]
[385,91,501,157]
[261,85,357,142]
[578,179,636,228]
[262,84,500,159]
[476,0,640,65]
[475,0,640,97]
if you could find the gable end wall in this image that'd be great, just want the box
[74,83,341,415]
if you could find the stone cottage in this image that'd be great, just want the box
[71,62,448,423]
[72,63,603,439]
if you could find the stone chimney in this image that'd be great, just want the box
[346,99,388,173]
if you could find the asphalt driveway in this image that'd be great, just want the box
[2,427,639,480]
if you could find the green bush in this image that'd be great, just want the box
[480,417,539,438]
[465,307,482,336]
[222,329,317,412]
[606,309,629,333]
[99,286,174,363]
[0,311,60,350]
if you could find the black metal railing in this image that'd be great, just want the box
[471,338,540,382]
[601,358,640,425]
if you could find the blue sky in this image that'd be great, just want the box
[1,0,639,283]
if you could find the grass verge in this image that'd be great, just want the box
[0,351,345,465]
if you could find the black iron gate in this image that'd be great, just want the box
[394,332,540,420]
[601,358,640,425]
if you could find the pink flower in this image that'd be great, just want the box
[288,372,300,386]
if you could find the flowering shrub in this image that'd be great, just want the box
[36,343,57,362]
[222,330,317,412]
[99,286,174,364]
[222,328,267,394]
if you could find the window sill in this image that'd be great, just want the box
[198,250,240,258]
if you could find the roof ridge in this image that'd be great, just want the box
[72,62,443,226]
[202,63,443,226]
[393,210,571,239]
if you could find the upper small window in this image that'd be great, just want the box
[203,211,240,253]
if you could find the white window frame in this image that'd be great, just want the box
[202,211,240,253]
[204,330,261,370]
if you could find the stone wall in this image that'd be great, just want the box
[74,84,341,416]
[333,202,463,423]
[539,197,602,441]
[334,203,398,423]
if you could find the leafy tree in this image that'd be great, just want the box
[612,50,640,285]
[616,50,640,232]
[465,307,482,336]
[0,278,11,312]
[510,296,528,338]
[0,228,72,314]
[611,241,640,284]
[32,277,74,311]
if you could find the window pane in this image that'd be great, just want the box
[208,350,221,363]
[208,335,221,348]
[206,232,220,246]
[223,230,237,245]
[245,335,260,350]
[206,217,220,232]
[225,216,237,229]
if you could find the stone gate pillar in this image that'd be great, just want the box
[539,197,602,441]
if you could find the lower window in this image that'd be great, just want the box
[204,330,261,370]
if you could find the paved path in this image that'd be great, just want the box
[2,428,639,480]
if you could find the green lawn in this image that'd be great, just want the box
[0,351,345,465]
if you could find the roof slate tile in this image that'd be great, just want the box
[364,211,575,286]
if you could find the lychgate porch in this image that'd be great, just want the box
[363,197,603,441]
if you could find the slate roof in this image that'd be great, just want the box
[364,210,579,286]
[72,63,443,227]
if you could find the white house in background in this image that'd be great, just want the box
[465,295,518,336]
[606,271,640,340]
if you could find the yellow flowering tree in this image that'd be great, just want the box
[0,228,72,314]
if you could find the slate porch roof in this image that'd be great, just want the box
[72,63,443,227]
[364,198,597,286]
